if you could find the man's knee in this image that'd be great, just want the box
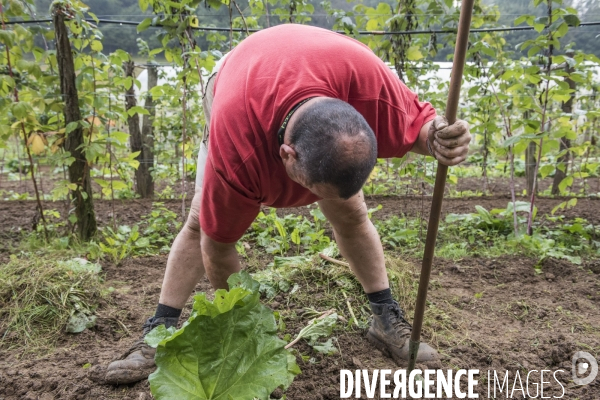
[184,193,202,234]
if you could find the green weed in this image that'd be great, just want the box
[375,215,422,250]
[96,202,181,262]
[440,202,598,264]
[98,224,150,262]
[242,203,598,269]
[245,207,331,256]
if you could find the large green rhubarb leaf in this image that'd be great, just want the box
[147,271,300,399]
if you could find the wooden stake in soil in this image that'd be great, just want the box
[139,63,157,198]
[125,60,155,198]
[407,0,475,373]
[552,50,576,196]
[53,5,97,241]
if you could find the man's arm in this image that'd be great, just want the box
[411,116,471,166]
[317,191,388,294]
[411,119,435,157]
[201,233,241,290]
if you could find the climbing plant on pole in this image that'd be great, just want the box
[52,1,97,241]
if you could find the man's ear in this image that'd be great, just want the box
[279,144,297,163]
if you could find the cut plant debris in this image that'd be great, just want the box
[0,255,105,350]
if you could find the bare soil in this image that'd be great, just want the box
[2,192,600,237]
[0,196,599,399]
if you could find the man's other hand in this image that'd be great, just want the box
[427,116,471,166]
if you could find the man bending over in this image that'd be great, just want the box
[105,24,471,384]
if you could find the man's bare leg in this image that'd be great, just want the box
[158,191,206,309]
[201,236,241,290]
[106,58,221,385]
[105,190,206,385]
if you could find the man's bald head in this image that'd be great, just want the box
[289,98,377,199]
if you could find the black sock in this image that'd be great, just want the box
[367,288,394,305]
[155,303,182,319]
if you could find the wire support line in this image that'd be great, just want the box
[22,92,600,100]
[17,13,600,18]
[19,61,600,70]
[5,18,600,35]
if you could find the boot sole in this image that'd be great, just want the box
[366,329,408,368]
[105,366,156,385]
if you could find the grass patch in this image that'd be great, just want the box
[0,253,107,352]
[385,255,456,350]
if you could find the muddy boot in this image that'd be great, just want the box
[367,301,440,368]
[105,316,178,385]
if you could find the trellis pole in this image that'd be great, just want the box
[407,0,475,373]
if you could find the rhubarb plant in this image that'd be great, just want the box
[145,271,300,399]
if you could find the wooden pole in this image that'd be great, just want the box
[124,59,144,197]
[139,63,157,198]
[53,7,97,240]
[407,0,475,373]
[552,50,576,195]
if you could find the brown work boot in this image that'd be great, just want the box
[105,316,178,385]
[367,301,441,368]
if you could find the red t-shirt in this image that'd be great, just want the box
[201,24,436,243]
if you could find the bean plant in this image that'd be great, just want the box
[0,0,598,243]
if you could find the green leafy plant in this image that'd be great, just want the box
[140,202,182,253]
[375,215,422,250]
[252,256,309,298]
[446,202,536,239]
[247,208,331,256]
[145,271,300,399]
[97,203,181,262]
[518,232,582,266]
[441,203,597,264]
[98,225,150,262]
